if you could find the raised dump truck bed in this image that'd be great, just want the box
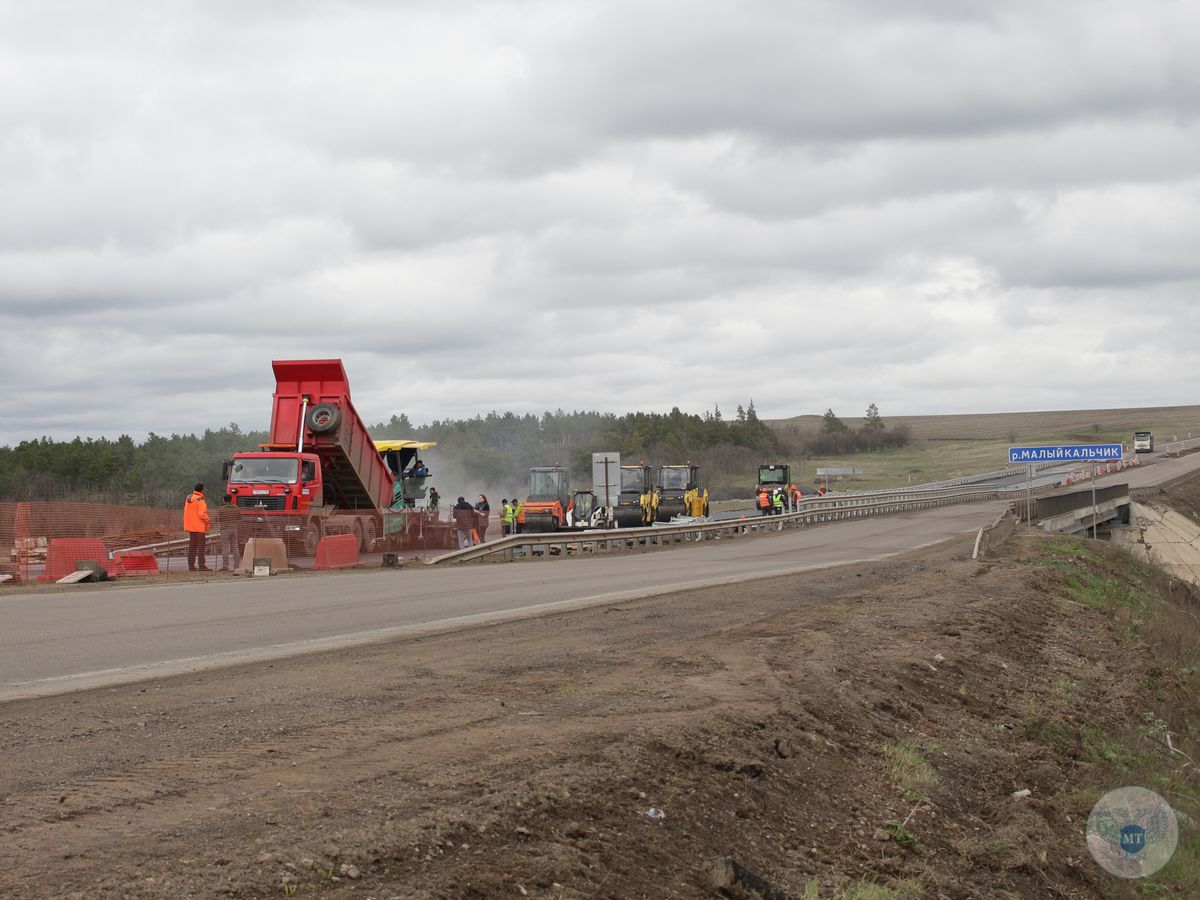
[264,359,393,512]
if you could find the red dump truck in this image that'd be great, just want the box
[224,359,433,556]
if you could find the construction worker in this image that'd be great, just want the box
[452,496,476,549]
[475,494,491,542]
[757,490,772,516]
[216,498,241,571]
[514,498,525,533]
[183,482,211,572]
[501,499,515,536]
[771,488,784,515]
[427,486,440,510]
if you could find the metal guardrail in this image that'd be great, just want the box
[838,460,1064,496]
[972,507,1018,559]
[105,533,222,559]
[428,486,1003,565]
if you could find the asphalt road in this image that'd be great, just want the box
[6,443,1199,703]
[2,501,1006,701]
[1099,446,1200,489]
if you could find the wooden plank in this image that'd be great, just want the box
[56,570,94,584]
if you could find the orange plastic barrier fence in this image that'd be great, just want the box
[312,534,360,570]
[111,552,161,576]
[38,538,110,582]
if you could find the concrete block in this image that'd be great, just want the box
[237,538,288,573]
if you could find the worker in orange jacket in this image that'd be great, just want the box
[756,490,772,516]
[184,482,212,572]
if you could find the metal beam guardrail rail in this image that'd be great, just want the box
[427,486,1004,565]
[838,461,1064,496]
[972,508,1018,559]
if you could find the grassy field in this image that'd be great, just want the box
[767,405,1200,493]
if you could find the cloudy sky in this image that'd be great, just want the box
[1,0,1198,444]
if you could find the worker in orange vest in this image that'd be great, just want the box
[183,482,211,572]
[756,490,772,516]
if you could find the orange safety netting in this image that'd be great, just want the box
[0,502,487,583]
[1,501,190,583]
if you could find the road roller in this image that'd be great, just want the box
[654,464,709,521]
[518,465,573,533]
[613,464,657,527]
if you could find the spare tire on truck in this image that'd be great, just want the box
[306,403,341,434]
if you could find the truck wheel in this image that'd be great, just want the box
[306,402,341,434]
[352,519,365,552]
[362,518,377,552]
[303,522,322,557]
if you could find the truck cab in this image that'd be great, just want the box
[224,452,324,552]
[1134,432,1154,453]
[227,454,320,508]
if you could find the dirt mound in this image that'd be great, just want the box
[1163,471,1200,522]
[1,533,1197,897]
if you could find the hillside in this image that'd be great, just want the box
[773,404,1200,443]
[767,405,1200,492]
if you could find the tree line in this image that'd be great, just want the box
[0,403,781,506]
[0,401,908,506]
[797,404,912,457]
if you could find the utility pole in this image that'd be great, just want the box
[1091,461,1098,540]
[1026,464,1033,526]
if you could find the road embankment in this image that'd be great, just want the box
[1,531,1197,897]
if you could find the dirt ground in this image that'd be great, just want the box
[1161,475,1200,522]
[2,528,1198,898]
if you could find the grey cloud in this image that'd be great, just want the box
[532,1,1200,149]
[1,1,1199,445]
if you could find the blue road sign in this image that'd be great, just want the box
[1008,444,1123,463]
